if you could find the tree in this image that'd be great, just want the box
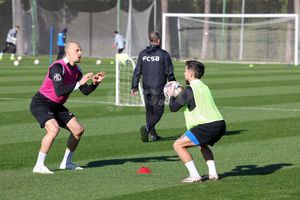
[161,0,170,52]
[294,0,300,64]
[285,0,293,62]
[200,0,210,59]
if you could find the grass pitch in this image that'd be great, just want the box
[0,55,300,199]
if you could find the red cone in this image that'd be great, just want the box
[137,166,152,174]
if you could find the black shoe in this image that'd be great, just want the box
[149,129,161,141]
[140,126,149,142]
[150,134,161,141]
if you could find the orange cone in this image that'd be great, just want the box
[137,166,152,174]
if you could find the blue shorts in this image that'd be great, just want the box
[185,130,200,145]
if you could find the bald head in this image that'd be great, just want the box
[65,41,80,53]
[65,41,82,65]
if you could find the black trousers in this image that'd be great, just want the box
[143,92,165,133]
[2,42,16,54]
[57,46,65,60]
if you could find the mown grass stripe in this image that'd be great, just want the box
[204,74,300,84]
[209,79,300,89]
[1,59,300,199]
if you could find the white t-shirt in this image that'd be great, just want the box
[114,34,125,49]
[6,28,18,44]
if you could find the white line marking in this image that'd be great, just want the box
[1,97,300,112]
[221,106,300,112]
[0,97,112,105]
[69,99,114,105]
[0,97,29,101]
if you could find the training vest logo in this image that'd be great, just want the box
[142,56,160,62]
[53,73,62,82]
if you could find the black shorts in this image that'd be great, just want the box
[30,92,75,128]
[188,120,226,147]
[118,48,124,53]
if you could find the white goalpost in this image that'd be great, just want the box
[162,13,298,65]
[115,53,145,107]
[114,0,156,107]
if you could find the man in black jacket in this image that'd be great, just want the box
[131,31,176,142]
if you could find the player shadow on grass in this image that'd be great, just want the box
[85,155,179,168]
[159,130,245,141]
[159,134,182,141]
[155,130,245,141]
[225,129,247,136]
[219,163,293,179]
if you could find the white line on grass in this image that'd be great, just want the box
[221,106,300,112]
[0,97,30,101]
[69,99,114,105]
[0,97,113,105]
[1,97,300,112]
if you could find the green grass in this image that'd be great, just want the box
[0,55,300,199]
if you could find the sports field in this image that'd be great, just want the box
[0,55,299,199]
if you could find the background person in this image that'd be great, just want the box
[131,31,176,142]
[167,60,226,183]
[30,41,106,174]
[112,30,125,53]
[0,25,20,61]
[57,28,67,60]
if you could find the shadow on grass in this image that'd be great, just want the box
[220,163,293,179]
[85,155,179,168]
[159,130,245,140]
[225,129,247,136]
[160,134,181,141]
[158,130,245,141]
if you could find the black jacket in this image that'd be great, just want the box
[131,45,176,95]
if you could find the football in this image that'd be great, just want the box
[163,81,183,99]
[96,59,102,65]
[34,59,39,65]
[17,56,22,61]
[13,60,19,66]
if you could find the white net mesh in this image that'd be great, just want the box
[125,2,153,57]
[14,1,153,57]
[115,53,144,107]
[165,14,297,64]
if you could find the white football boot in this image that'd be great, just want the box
[181,176,202,183]
[60,162,83,170]
[33,165,54,174]
[208,174,219,180]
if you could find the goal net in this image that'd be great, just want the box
[162,13,298,65]
[115,53,144,107]
[13,0,154,58]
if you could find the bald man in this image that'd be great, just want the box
[30,41,106,174]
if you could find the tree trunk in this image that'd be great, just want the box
[201,0,210,60]
[161,0,170,52]
[294,0,300,63]
[285,0,293,62]
[226,0,233,59]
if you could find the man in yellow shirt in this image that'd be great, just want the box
[167,60,226,183]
